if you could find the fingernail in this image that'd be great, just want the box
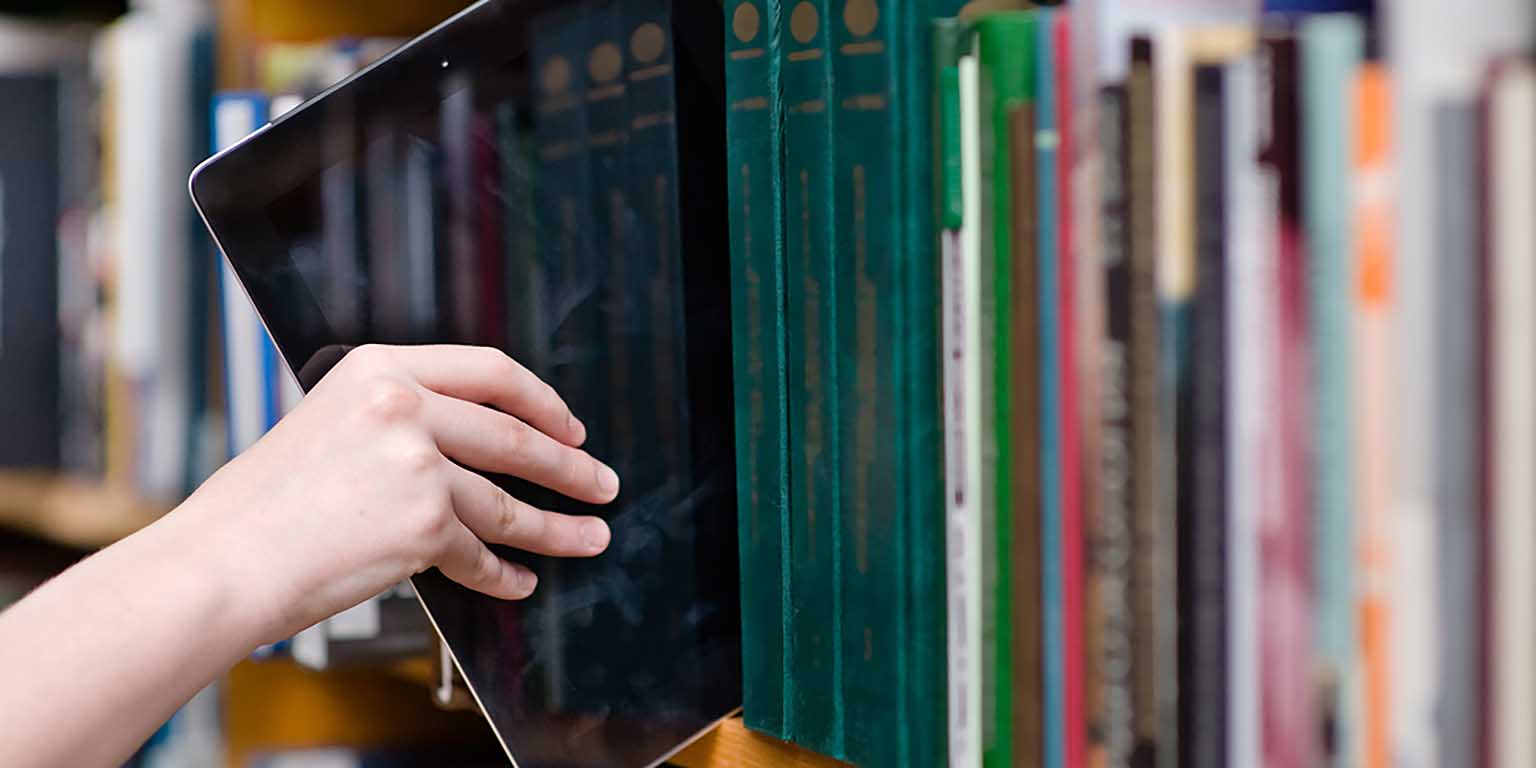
[517,569,539,597]
[596,463,620,497]
[567,412,586,445]
[581,519,611,552]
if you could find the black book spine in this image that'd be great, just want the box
[1179,62,1228,768]
[1179,62,1229,768]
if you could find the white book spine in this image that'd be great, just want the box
[1491,62,1536,768]
[1223,54,1262,768]
[946,52,984,768]
[212,97,269,453]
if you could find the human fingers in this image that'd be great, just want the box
[421,389,620,505]
[364,345,587,447]
[447,466,610,557]
[433,517,539,600]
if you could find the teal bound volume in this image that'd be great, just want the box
[830,0,962,765]
[783,0,843,754]
[831,0,904,764]
[725,0,791,737]
[897,3,962,767]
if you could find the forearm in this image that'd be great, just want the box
[0,503,277,768]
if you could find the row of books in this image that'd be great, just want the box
[723,0,1535,766]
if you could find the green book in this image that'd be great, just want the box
[782,0,842,755]
[973,12,1038,768]
[725,0,790,737]
[829,0,964,763]
[895,4,965,768]
[830,0,904,762]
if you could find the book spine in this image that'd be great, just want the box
[1224,54,1263,768]
[975,14,1037,768]
[1033,14,1065,768]
[1150,28,1189,768]
[724,0,790,737]
[1051,14,1086,768]
[210,92,272,458]
[496,103,545,370]
[1122,37,1161,768]
[1351,62,1393,768]
[625,0,692,510]
[782,0,842,753]
[531,7,597,710]
[899,6,964,767]
[831,0,903,762]
[1255,32,1315,768]
[1300,18,1362,767]
[1182,61,1228,768]
[947,37,987,768]
[1093,81,1136,768]
[1488,59,1536,768]
[1430,100,1484,768]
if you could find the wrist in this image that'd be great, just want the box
[151,496,298,649]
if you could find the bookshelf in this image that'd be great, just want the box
[671,719,851,768]
[0,471,166,550]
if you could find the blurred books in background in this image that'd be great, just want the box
[723,0,1533,766]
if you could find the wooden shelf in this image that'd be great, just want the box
[672,718,850,768]
[0,471,167,550]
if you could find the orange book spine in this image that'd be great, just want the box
[1351,63,1393,768]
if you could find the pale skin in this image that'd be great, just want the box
[0,345,619,768]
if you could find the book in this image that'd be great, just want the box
[0,74,62,470]
[211,93,276,459]
[1033,11,1067,768]
[1222,53,1263,768]
[1048,14,1087,768]
[1255,29,1315,768]
[895,6,963,766]
[1182,58,1229,768]
[938,19,984,766]
[1350,61,1393,768]
[1430,100,1482,768]
[974,13,1039,768]
[1383,3,1532,759]
[1487,58,1536,768]
[724,0,790,737]
[1092,80,1136,768]
[623,0,692,520]
[781,0,842,753]
[831,0,907,761]
[1122,36,1160,768]
[1299,18,1362,765]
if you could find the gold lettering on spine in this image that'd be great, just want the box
[743,162,763,540]
[802,168,823,563]
[854,165,876,576]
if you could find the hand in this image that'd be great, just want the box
[171,344,619,643]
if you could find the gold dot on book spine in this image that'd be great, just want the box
[732,3,760,43]
[589,42,623,83]
[632,22,666,62]
[541,56,572,94]
[790,1,820,44]
[844,0,877,37]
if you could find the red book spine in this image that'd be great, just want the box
[1054,12,1086,768]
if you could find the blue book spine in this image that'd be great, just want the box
[1300,16,1361,768]
[1034,13,1065,768]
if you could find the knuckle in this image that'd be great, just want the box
[494,491,521,538]
[347,344,394,375]
[472,547,499,585]
[362,378,422,425]
[390,435,441,475]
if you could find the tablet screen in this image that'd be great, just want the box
[192,1,740,765]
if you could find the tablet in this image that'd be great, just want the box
[190,2,740,765]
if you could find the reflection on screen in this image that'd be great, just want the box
[258,1,738,764]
